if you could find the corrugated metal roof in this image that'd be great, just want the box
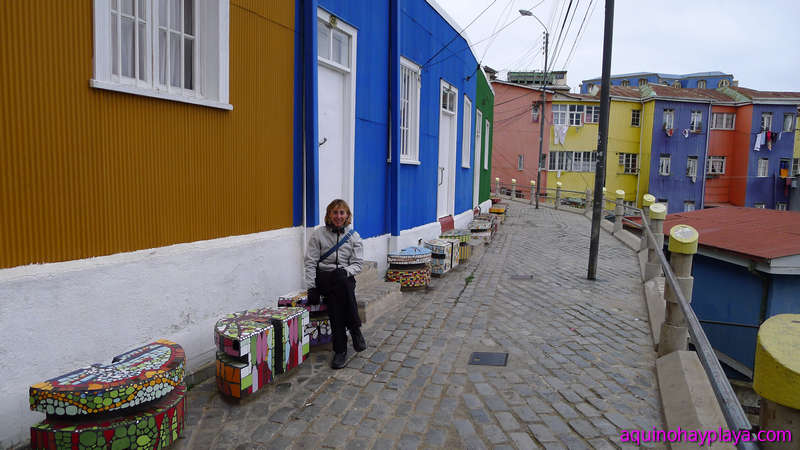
[662,207,800,260]
[728,86,800,100]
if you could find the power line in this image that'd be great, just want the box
[480,0,515,63]
[421,0,499,69]
[550,0,580,69]
[561,0,597,70]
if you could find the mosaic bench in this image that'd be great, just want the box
[440,229,473,263]
[425,239,459,276]
[489,203,508,223]
[306,313,333,347]
[214,307,309,398]
[386,246,432,289]
[31,385,186,450]
[28,339,186,450]
[29,340,185,417]
[278,290,327,313]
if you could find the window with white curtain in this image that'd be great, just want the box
[706,156,726,175]
[462,96,472,168]
[659,155,671,176]
[399,57,421,163]
[92,0,231,109]
[757,158,769,177]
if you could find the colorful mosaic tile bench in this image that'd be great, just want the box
[440,229,473,263]
[28,339,187,450]
[31,385,186,450]
[214,306,309,398]
[277,291,332,348]
[278,290,327,313]
[425,239,459,276]
[386,246,432,289]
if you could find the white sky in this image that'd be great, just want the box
[433,0,800,92]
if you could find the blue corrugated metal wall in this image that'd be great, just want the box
[399,0,478,229]
[746,104,794,208]
[312,1,391,238]
[647,100,709,213]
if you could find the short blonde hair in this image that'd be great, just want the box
[324,199,352,228]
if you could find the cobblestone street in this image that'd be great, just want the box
[176,204,664,449]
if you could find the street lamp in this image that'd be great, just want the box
[518,9,548,209]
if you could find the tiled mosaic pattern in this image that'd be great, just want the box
[277,290,327,313]
[440,238,461,269]
[459,241,473,261]
[29,340,185,416]
[439,228,471,243]
[386,264,431,289]
[31,384,186,450]
[425,239,457,275]
[386,246,432,265]
[253,307,310,375]
[305,315,333,346]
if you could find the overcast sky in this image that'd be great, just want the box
[433,0,800,92]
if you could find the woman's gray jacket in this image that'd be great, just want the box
[304,226,364,289]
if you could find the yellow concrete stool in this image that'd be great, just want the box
[753,314,800,448]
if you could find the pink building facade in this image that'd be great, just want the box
[490,82,551,197]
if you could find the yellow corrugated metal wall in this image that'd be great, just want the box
[0,1,295,269]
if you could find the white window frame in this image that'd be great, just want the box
[686,156,698,179]
[91,0,231,110]
[776,202,787,211]
[461,95,472,168]
[757,158,769,177]
[630,109,641,127]
[754,203,766,209]
[399,57,421,164]
[793,158,800,177]
[684,201,695,212]
[761,112,773,131]
[705,156,726,175]
[663,109,674,130]
[568,105,584,126]
[718,79,730,88]
[572,151,597,172]
[659,155,671,176]
[531,103,540,122]
[517,154,524,171]
[672,80,681,88]
[553,104,568,126]
[690,111,703,133]
[620,80,630,87]
[711,112,736,130]
[697,80,707,89]
[475,109,483,167]
[549,151,572,171]
[618,153,638,174]
[638,78,647,87]
[783,114,795,132]
[585,106,599,124]
[483,120,490,170]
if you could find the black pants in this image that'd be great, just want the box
[320,274,361,354]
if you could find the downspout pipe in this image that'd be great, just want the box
[304,0,320,228]
[389,0,401,251]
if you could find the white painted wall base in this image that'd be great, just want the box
[363,233,391,275]
[453,208,475,230]
[0,227,304,448]
[479,199,492,214]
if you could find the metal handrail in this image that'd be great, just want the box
[636,208,757,450]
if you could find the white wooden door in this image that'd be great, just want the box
[318,65,347,221]
[316,11,356,224]
[437,81,458,218]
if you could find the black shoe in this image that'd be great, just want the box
[331,351,347,369]
[351,328,367,352]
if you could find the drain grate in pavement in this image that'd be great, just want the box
[468,352,508,367]
[510,274,533,280]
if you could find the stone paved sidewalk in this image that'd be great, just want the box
[175,204,664,449]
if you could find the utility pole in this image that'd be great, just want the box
[535,31,548,209]
[587,0,615,280]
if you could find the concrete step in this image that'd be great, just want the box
[355,276,402,327]
[354,260,379,285]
